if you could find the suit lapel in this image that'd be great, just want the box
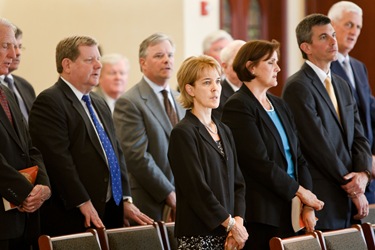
[222,80,235,100]
[0,85,24,148]
[139,80,173,135]
[303,64,342,127]
[90,93,118,155]
[187,111,224,158]
[58,81,106,162]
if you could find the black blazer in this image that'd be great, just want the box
[0,85,49,240]
[283,63,372,230]
[168,111,246,237]
[222,85,312,227]
[29,78,131,235]
[12,74,36,114]
[212,79,235,120]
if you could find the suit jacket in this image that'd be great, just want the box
[29,78,130,236]
[331,58,375,203]
[212,79,235,120]
[113,77,185,220]
[222,85,312,227]
[168,111,246,237]
[12,74,36,113]
[282,62,372,230]
[0,85,49,240]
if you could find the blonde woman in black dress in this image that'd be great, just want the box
[168,55,248,250]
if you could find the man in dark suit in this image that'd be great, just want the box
[0,18,50,250]
[1,26,35,122]
[282,14,372,230]
[113,33,185,222]
[212,39,245,120]
[328,1,375,204]
[29,36,153,237]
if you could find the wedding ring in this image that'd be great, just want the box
[352,191,356,196]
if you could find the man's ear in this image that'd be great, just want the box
[61,58,71,73]
[300,42,311,56]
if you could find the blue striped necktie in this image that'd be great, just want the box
[82,95,122,205]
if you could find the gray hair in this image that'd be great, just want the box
[139,32,175,59]
[220,40,246,65]
[0,18,16,33]
[100,53,130,71]
[328,1,362,22]
[203,29,233,53]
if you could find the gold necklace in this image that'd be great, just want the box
[204,121,218,134]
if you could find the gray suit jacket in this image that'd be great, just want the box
[282,63,372,230]
[113,77,185,220]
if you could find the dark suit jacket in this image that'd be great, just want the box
[12,74,36,114]
[222,85,312,228]
[0,85,49,241]
[212,79,235,120]
[168,111,245,237]
[331,58,375,203]
[29,78,131,236]
[283,62,372,230]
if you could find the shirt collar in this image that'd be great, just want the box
[143,75,171,94]
[306,60,331,84]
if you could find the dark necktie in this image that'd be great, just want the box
[161,89,178,127]
[0,85,13,125]
[4,76,29,122]
[82,95,123,205]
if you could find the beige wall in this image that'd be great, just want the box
[2,0,219,94]
[2,0,304,94]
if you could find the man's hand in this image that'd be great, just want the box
[78,201,104,228]
[123,202,154,226]
[19,185,51,213]
[342,172,368,196]
[352,193,369,220]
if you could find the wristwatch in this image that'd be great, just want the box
[123,197,133,204]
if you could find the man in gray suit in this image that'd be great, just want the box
[114,33,185,221]
[283,14,371,230]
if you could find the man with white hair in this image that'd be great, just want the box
[213,39,245,120]
[95,53,130,113]
[203,29,233,64]
[328,1,375,204]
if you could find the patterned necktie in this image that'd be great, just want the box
[0,85,13,125]
[4,76,29,122]
[82,95,123,205]
[161,89,178,127]
[325,77,341,121]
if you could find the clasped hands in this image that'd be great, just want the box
[18,184,51,213]
[224,217,248,250]
[341,172,369,220]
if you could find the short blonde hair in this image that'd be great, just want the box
[177,55,222,109]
